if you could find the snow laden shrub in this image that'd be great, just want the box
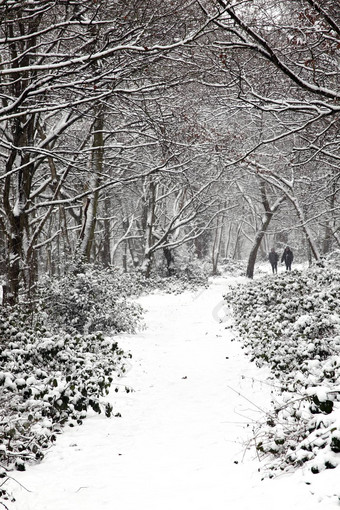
[0,289,133,502]
[146,271,209,294]
[0,308,128,496]
[124,264,209,295]
[171,259,209,287]
[38,265,143,334]
[38,264,206,334]
[225,264,340,475]
[152,255,209,290]
[219,258,245,277]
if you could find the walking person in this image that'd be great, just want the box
[281,246,294,271]
[268,248,279,274]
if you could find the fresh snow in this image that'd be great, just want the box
[7,276,339,509]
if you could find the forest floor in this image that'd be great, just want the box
[7,273,339,509]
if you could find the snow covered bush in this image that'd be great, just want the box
[144,271,209,294]
[226,263,340,475]
[171,258,209,286]
[125,263,209,295]
[0,265,145,503]
[152,254,209,289]
[0,263,209,504]
[0,303,128,479]
[219,258,245,277]
[38,264,208,336]
[38,264,143,334]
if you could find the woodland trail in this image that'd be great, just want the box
[8,276,336,509]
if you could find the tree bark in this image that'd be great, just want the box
[77,110,103,262]
[246,219,272,279]
[212,216,223,275]
[141,178,157,278]
[246,181,285,278]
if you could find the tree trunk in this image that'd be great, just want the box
[223,223,232,258]
[291,197,321,261]
[232,224,242,260]
[78,110,103,261]
[163,247,174,276]
[141,178,157,278]
[212,217,223,275]
[5,118,35,304]
[101,196,112,267]
[6,215,22,305]
[322,172,338,254]
[246,181,285,278]
[246,218,272,278]
[122,241,128,272]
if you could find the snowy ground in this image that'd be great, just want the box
[7,275,339,509]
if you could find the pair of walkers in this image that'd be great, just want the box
[269,246,294,274]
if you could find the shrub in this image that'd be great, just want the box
[37,264,143,334]
[226,261,340,474]
[0,303,129,481]
[0,264,145,503]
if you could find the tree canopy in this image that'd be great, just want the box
[0,0,339,300]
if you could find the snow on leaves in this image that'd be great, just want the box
[37,265,144,335]
[0,265,147,503]
[226,259,340,475]
[0,309,127,475]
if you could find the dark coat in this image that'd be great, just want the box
[269,251,279,265]
[281,248,293,264]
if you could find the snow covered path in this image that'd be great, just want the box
[8,277,338,509]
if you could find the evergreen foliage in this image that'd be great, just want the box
[0,265,143,502]
[0,303,129,485]
[226,257,340,475]
[38,265,144,334]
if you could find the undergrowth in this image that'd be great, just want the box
[226,255,340,476]
[0,263,208,504]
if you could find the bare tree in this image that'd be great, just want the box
[0,0,209,301]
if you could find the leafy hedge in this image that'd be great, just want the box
[225,261,340,475]
[0,265,144,504]
[0,304,130,500]
[37,265,144,334]
[146,260,209,293]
